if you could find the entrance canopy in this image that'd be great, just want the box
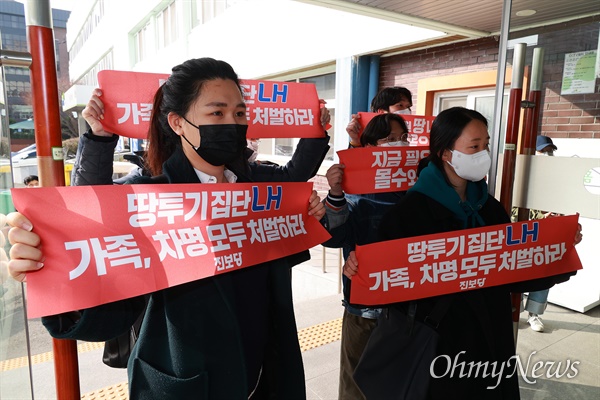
[9,118,34,130]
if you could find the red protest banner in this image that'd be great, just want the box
[240,79,324,138]
[11,182,331,318]
[337,146,430,194]
[97,70,324,139]
[350,215,582,305]
[97,70,168,139]
[357,112,435,146]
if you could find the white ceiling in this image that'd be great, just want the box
[297,0,600,51]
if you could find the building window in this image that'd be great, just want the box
[190,0,202,28]
[55,40,61,72]
[271,73,336,161]
[134,21,152,63]
[1,33,27,52]
[157,1,178,48]
[79,51,114,87]
[69,0,105,61]
[300,74,336,100]
[434,88,508,151]
[191,0,235,27]
[202,1,215,24]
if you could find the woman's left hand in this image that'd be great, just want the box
[546,213,582,246]
[307,190,325,221]
[574,223,583,245]
[319,99,331,129]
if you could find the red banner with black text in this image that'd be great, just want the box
[97,70,324,139]
[11,182,330,318]
[350,215,582,305]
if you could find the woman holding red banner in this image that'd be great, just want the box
[346,86,413,148]
[322,112,410,399]
[71,89,331,186]
[7,57,330,399]
[343,107,582,399]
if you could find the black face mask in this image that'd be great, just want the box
[181,118,248,166]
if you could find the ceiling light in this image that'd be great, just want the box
[516,9,537,17]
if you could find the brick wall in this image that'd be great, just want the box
[379,37,500,107]
[379,21,599,140]
[536,23,600,139]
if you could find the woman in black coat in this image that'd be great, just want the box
[343,107,582,399]
[7,58,330,399]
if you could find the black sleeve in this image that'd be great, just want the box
[70,129,119,186]
[251,134,330,182]
[41,295,147,342]
[377,193,443,241]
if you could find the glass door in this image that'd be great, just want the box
[435,89,509,151]
[0,59,34,400]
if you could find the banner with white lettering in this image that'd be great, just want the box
[97,70,324,139]
[11,182,330,318]
[357,112,435,146]
[337,146,430,194]
[350,215,582,305]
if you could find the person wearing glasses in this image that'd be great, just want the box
[343,108,581,399]
[322,113,411,399]
[346,87,413,149]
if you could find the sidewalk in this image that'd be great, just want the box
[296,247,600,400]
[5,246,600,399]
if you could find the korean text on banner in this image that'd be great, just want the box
[11,182,331,318]
[350,215,582,305]
[337,146,430,194]
[240,79,323,138]
[97,70,324,139]
[357,112,435,146]
[97,70,169,140]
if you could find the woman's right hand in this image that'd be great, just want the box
[6,212,44,282]
[346,114,362,146]
[326,164,345,197]
[343,250,358,279]
[81,88,112,137]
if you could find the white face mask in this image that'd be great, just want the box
[447,149,491,182]
[381,140,410,147]
[393,109,411,115]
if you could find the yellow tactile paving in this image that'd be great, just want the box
[0,341,104,371]
[298,317,343,352]
[81,382,129,400]
[1,318,343,399]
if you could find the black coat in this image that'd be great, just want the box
[70,130,330,186]
[44,148,315,399]
[322,191,405,310]
[47,131,331,399]
[378,191,574,400]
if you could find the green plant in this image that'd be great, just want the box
[10,130,35,140]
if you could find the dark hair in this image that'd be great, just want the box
[427,107,488,185]
[370,87,413,112]
[146,58,242,175]
[24,175,38,185]
[360,113,408,147]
